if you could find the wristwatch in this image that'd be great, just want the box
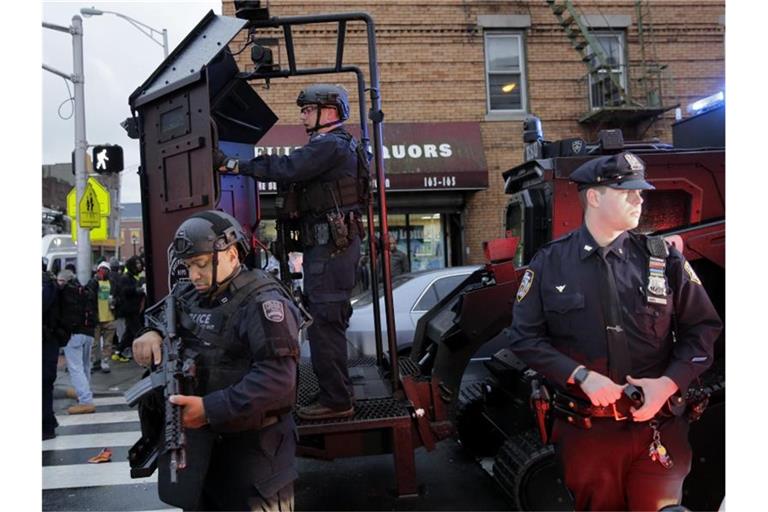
[573,367,590,385]
[224,158,239,173]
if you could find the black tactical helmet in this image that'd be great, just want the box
[296,84,350,121]
[172,210,250,261]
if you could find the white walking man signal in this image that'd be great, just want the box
[96,148,109,171]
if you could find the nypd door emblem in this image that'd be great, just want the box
[516,269,535,303]
[571,140,583,153]
[262,300,285,322]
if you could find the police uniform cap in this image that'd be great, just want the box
[569,151,654,191]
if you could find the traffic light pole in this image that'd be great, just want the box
[43,15,91,285]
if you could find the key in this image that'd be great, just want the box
[648,420,674,469]
[655,442,674,469]
[648,442,658,462]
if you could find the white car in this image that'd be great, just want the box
[345,266,482,358]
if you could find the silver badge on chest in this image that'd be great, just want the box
[646,256,668,305]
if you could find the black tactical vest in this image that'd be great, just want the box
[296,129,370,217]
[175,269,298,401]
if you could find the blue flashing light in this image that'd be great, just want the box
[687,91,724,114]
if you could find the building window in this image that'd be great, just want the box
[587,32,626,109]
[484,32,527,112]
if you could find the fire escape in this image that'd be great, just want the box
[546,0,676,128]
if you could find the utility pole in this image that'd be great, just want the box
[43,15,91,285]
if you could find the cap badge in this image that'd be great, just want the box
[555,285,566,293]
[624,153,644,171]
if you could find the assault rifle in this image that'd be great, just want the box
[125,294,197,482]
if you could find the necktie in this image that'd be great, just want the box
[598,248,632,384]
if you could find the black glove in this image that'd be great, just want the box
[213,149,228,169]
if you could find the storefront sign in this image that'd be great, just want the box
[249,122,488,192]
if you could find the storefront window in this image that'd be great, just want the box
[409,213,444,271]
[368,213,446,271]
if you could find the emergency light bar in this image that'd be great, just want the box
[687,91,724,114]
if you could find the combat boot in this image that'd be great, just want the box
[297,402,354,420]
[67,403,96,415]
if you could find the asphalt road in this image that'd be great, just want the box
[44,355,512,511]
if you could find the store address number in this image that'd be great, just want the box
[424,176,457,188]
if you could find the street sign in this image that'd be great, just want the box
[66,177,113,241]
[66,178,112,218]
[79,182,101,228]
[70,216,109,242]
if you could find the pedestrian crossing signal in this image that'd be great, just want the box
[92,145,124,174]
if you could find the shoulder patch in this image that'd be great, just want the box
[262,300,285,322]
[516,269,535,303]
[683,261,702,285]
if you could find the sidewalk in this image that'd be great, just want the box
[54,353,145,398]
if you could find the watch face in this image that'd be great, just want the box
[575,368,589,384]
[226,159,238,170]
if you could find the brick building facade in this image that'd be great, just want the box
[221,0,725,267]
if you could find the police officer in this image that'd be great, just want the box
[132,210,301,511]
[507,152,722,511]
[218,84,367,420]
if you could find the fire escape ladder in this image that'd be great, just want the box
[546,0,633,107]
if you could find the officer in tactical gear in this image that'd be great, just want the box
[218,84,367,420]
[132,210,301,511]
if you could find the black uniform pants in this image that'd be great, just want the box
[552,415,692,511]
[119,313,143,354]
[307,301,353,410]
[42,339,60,435]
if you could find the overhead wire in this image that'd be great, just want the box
[57,77,75,120]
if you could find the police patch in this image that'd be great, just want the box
[683,261,702,285]
[516,269,535,303]
[262,300,285,323]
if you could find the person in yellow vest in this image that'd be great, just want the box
[88,262,118,373]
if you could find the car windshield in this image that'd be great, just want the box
[351,273,418,307]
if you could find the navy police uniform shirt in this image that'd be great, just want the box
[506,224,722,393]
[237,127,361,303]
[237,127,358,193]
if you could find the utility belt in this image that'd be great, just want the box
[530,380,711,443]
[300,210,364,251]
[550,389,641,430]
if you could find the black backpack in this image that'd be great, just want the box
[59,281,96,332]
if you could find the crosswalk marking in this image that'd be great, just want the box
[56,410,139,427]
[43,461,155,490]
[93,396,129,406]
[42,431,140,451]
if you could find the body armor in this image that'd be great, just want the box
[172,269,298,431]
